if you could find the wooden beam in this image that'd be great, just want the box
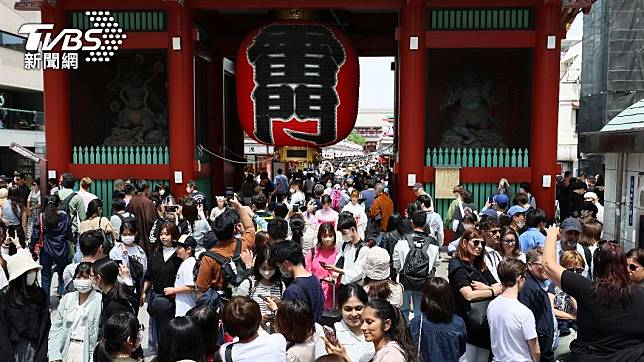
[191,0,402,10]
[426,30,535,48]
[120,32,169,49]
[68,164,171,180]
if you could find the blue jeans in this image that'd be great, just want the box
[402,290,423,321]
[39,250,69,301]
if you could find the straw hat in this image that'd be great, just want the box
[7,250,42,283]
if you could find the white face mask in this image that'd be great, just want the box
[186,187,192,194]
[260,269,276,280]
[289,188,296,194]
[342,232,352,243]
[121,235,136,245]
[279,265,292,278]
[26,270,37,286]
[74,279,93,293]
[326,183,332,188]
[159,189,165,196]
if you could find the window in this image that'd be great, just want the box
[0,31,27,52]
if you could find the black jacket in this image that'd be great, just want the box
[518,271,555,362]
[0,288,50,362]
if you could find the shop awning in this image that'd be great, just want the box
[579,98,644,153]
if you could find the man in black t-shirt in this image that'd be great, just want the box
[267,240,324,322]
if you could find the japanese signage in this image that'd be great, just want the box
[237,21,359,147]
[629,175,635,226]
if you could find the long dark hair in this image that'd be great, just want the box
[93,312,139,362]
[86,198,103,219]
[275,299,315,345]
[316,222,336,249]
[253,246,281,284]
[338,283,369,308]
[495,226,520,258]
[186,305,219,358]
[364,278,393,300]
[180,197,198,227]
[592,241,635,305]
[92,258,134,304]
[7,186,24,217]
[386,213,406,234]
[43,194,61,230]
[366,298,416,362]
[421,277,454,323]
[155,316,205,362]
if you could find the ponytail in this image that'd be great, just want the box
[366,298,417,362]
[43,195,61,230]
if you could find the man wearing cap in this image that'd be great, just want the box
[557,218,592,279]
[508,205,529,234]
[493,193,510,214]
[584,192,604,223]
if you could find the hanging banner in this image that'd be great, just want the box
[236,21,359,147]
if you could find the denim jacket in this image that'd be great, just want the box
[410,313,467,362]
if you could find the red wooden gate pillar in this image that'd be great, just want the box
[42,5,71,175]
[530,2,562,218]
[167,4,195,197]
[396,0,426,211]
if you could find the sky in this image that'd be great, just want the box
[357,13,584,110]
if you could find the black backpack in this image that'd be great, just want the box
[399,234,435,291]
[58,192,77,221]
[334,240,365,268]
[193,238,252,292]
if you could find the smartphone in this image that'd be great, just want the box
[323,326,337,346]
[319,261,327,267]
[165,205,179,213]
[292,204,300,213]
[258,295,270,302]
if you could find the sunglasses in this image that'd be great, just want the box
[567,267,584,274]
[469,239,486,247]
[628,263,640,272]
[502,238,516,244]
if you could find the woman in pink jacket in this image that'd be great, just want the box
[304,222,338,310]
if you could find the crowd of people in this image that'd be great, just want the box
[0,166,642,362]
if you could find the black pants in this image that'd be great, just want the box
[538,333,555,362]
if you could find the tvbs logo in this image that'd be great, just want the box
[19,11,126,69]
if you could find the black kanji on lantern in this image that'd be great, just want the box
[247,23,346,145]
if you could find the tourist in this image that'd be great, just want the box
[448,211,478,256]
[368,183,394,234]
[48,262,102,362]
[451,190,476,238]
[410,277,467,362]
[209,196,226,223]
[109,219,147,307]
[518,247,556,361]
[497,178,514,204]
[518,182,537,209]
[10,172,30,204]
[25,179,40,245]
[543,226,644,360]
[325,298,414,362]
[325,212,369,286]
[220,296,287,361]
[549,250,583,360]
[125,180,157,245]
[275,299,317,361]
[0,251,49,361]
[77,177,98,210]
[583,191,604,223]
[579,218,601,255]
[186,305,220,362]
[445,185,465,232]
[267,217,289,245]
[195,199,256,295]
[363,246,403,307]
[304,222,339,310]
[166,235,197,316]
[91,258,136,326]
[63,230,105,292]
[487,258,540,362]
[109,198,135,240]
[341,190,368,240]
[57,173,87,240]
[241,173,258,206]
[315,195,339,228]
[269,240,324,322]
[93,313,140,362]
[518,208,547,253]
[379,213,406,280]
[234,245,284,332]
[274,168,290,201]
[478,214,503,283]
[30,194,71,300]
[176,197,211,255]
[141,221,181,344]
[185,179,206,209]
[557,218,592,278]
[153,316,205,362]
[417,194,444,246]
[79,198,118,245]
[394,210,440,320]
[507,205,528,234]
[448,228,501,362]
[328,284,375,362]
[1,186,27,250]
[495,226,526,262]
[286,180,306,211]
[626,248,644,286]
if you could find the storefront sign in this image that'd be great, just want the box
[629,175,635,226]
[237,21,359,147]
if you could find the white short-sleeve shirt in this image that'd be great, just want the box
[487,295,538,362]
[174,256,197,316]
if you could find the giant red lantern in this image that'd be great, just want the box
[236,21,359,147]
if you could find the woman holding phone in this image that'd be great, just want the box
[304,223,339,310]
